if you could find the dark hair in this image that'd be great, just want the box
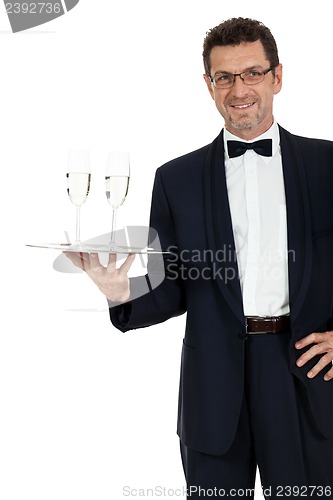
[203,17,279,75]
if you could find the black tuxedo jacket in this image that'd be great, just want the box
[111,125,333,455]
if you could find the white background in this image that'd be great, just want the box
[0,1,332,499]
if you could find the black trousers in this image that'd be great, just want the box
[180,332,333,499]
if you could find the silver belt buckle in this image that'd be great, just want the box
[246,316,269,335]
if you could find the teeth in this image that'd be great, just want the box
[234,103,253,109]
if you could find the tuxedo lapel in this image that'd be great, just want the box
[204,130,244,325]
[279,126,313,325]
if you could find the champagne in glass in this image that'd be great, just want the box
[105,151,130,248]
[66,150,91,248]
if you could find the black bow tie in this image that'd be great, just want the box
[227,138,273,158]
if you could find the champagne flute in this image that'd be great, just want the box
[66,150,91,248]
[105,151,130,248]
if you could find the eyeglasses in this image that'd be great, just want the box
[209,67,275,89]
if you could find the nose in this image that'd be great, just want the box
[230,74,249,97]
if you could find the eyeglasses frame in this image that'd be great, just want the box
[209,66,276,89]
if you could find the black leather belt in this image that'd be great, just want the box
[245,316,290,334]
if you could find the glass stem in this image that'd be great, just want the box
[75,206,81,243]
[111,208,117,245]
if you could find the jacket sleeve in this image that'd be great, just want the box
[109,167,186,332]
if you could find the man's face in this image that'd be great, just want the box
[204,40,282,139]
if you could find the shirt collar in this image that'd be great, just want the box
[223,120,280,165]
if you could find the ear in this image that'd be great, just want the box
[203,74,215,100]
[273,63,283,95]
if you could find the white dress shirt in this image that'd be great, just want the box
[224,121,290,317]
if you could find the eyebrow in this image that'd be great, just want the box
[213,65,265,75]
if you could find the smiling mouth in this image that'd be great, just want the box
[231,102,256,110]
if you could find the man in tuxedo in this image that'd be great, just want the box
[66,17,333,499]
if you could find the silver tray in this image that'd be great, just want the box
[25,242,166,254]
